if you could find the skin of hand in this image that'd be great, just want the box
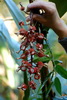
[26,0,67,39]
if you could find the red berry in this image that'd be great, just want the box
[28,81,36,90]
[21,54,26,59]
[31,86,36,90]
[28,68,35,74]
[37,51,44,57]
[28,36,35,42]
[22,60,32,68]
[25,48,35,55]
[20,45,25,50]
[20,6,25,11]
[19,28,28,36]
[29,81,34,87]
[27,63,32,68]
[29,48,35,55]
[34,73,41,80]
[19,21,24,26]
[36,43,43,50]
[21,84,28,90]
[20,39,27,50]
[37,61,44,69]
[21,66,26,71]
[29,26,36,31]
[25,50,30,55]
[34,67,40,73]
[19,66,26,71]
[34,33,39,37]
[37,33,44,40]
[22,60,28,67]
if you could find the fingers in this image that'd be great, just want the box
[26,14,47,25]
[26,16,31,22]
[26,0,49,12]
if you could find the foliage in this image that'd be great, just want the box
[54,77,62,95]
[49,0,67,17]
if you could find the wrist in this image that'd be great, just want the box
[53,19,67,39]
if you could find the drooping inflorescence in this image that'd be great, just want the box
[16,2,49,91]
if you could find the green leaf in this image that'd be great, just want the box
[49,0,67,17]
[43,44,48,49]
[54,77,62,95]
[33,55,50,63]
[46,82,53,98]
[55,65,67,79]
[43,44,50,54]
[0,19,21,65]
[47,29,58,47]
[54,60,63,65]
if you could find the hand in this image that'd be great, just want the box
[26,0,67,39]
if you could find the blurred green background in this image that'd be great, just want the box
[0,0,67,100]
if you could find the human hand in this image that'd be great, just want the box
[26,0,67,39]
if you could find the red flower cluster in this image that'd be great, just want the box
[16,4,49,91]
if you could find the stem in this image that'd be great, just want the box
[23,71,30,100]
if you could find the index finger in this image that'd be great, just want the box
[26,0,49,12]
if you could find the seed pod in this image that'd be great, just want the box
[29,48,35,55]
[19,28,28,36]
[28,80,36,90]
[37,61,44,69]
[36,43,43,50]
[21,66,26,71]
[37,33,44,40]
[21,54,26,59]
[19,21,24,26]
[28,68,35,74]
[21,84,28,90]
[34,67,40,73]
[34,73,41,80]
[37,51,44,57]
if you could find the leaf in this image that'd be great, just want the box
[0,19,21,65]
[33,55,50,63]
[54,77,62,95]
[55,65,67,79]
[54,60,63,65]
[49,0,67,17]
[43,44,48,49]
[46,82,53,98]
[4,0,28,30]
[43,44,50,54]
[47,29,58,47]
